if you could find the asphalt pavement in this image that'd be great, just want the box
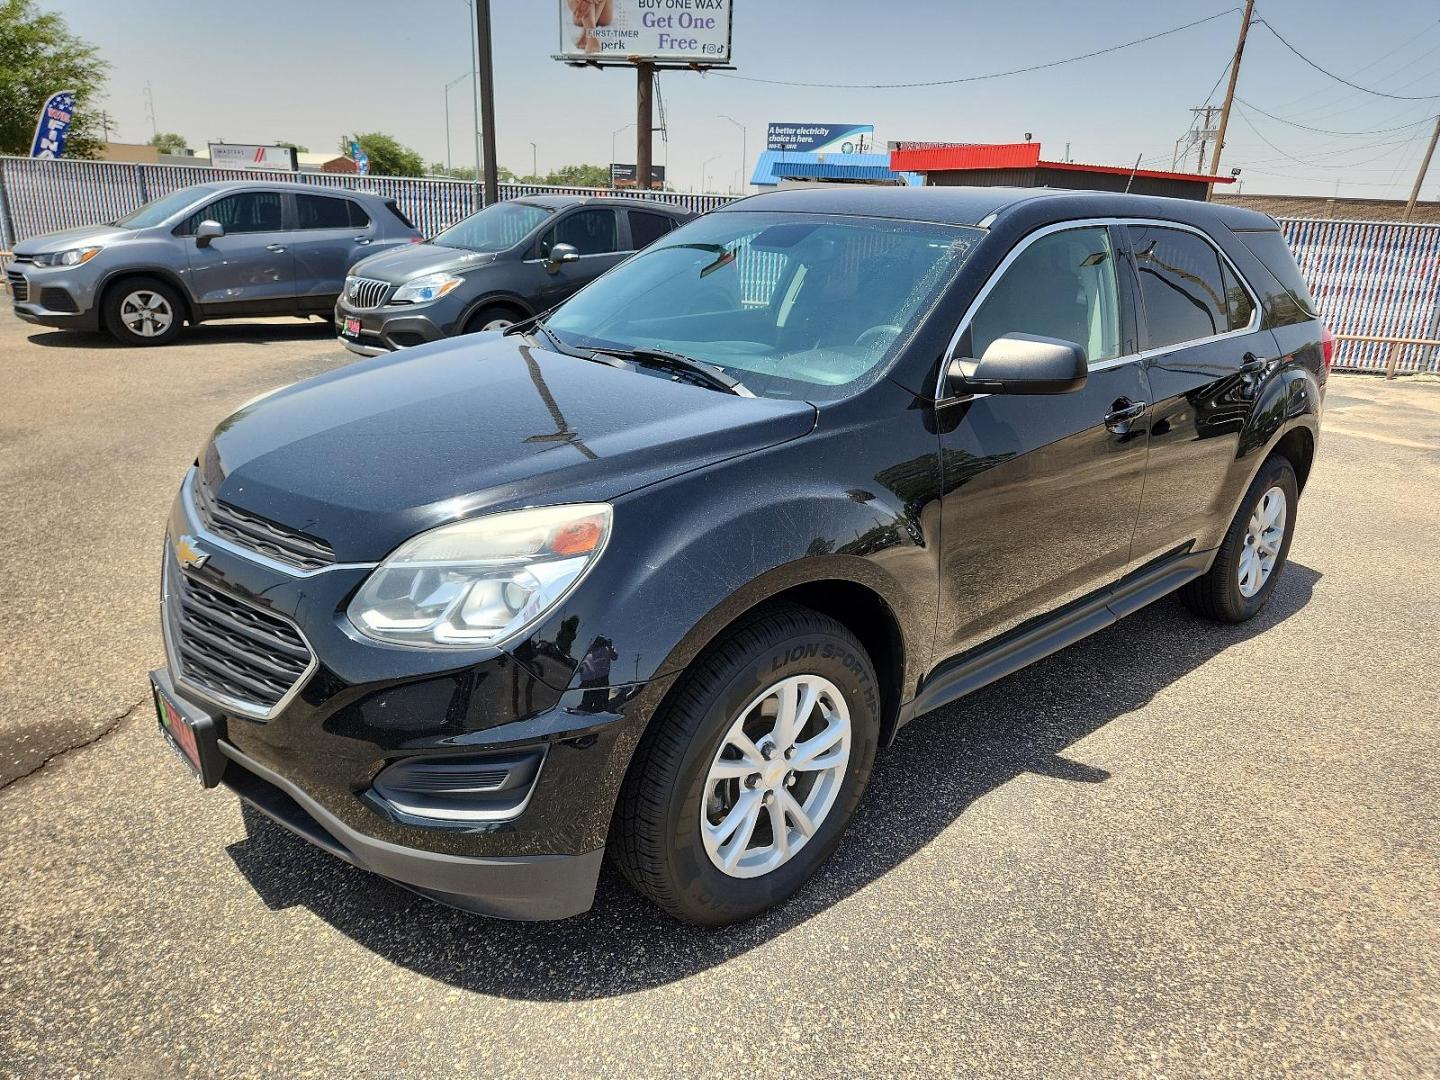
[2,311,1437,1079]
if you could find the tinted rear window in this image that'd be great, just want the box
[1129,225,1229,348]
[384,200,416,230]
[628,210,674,249]
[1234,229,1317,317]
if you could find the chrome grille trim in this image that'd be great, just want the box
[192,469,336,571]
[162,553,317,721]
[344,276,392,310]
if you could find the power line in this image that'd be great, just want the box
[1232,106,1431,169]
[709,9,1240,89]
[1234,96,1439,136]
[1253,18,1440,100]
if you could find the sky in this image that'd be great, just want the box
[44,0,1440,200]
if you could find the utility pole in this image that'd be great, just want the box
[636,62,655,193]
[1192,105,1218,173]
[1207,0,1256,197]
[1402,115,1440,222]
[142,82,157,139]
[472,0,499,205]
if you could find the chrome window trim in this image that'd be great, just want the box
[160,553,319,722]
[934,216,1263,405]
[180,467,376,578]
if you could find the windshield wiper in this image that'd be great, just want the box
[589,346,753,397]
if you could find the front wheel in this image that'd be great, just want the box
[103,276,184,346]
[463,304,520,334]
[1181,453,1299,623]
[613,605,880,925]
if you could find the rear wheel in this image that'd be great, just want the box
[103,276,184,346]
[1181,454,1299,623]
[613,605,880,925]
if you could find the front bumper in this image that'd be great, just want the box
[335,295,461,355]
[155,468,664,918]
[7,264,102,331]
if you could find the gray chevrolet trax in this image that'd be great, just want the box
[151,186,1327,925]
[335,194,692,355]
[7,181,420,345]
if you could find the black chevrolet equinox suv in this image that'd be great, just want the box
[151,186,1326,925]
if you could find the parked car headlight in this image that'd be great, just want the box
[392,273,463,304]
[33,245,102,267]
[347,504,612,648]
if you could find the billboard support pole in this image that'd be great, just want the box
[636,62,654,194]
[474,0,500,206]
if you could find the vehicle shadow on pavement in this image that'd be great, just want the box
[226,562,1321,1001]
[24,320,337,349]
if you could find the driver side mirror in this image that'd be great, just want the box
[947,333,1088,396]
[545,242,581,271]
[195,219,225,247]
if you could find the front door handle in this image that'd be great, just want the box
[1105,399,1149,434]
[265,243,286,253]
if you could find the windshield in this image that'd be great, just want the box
[432,201,553,252]
[115,186,216,229]
[544,210,982,400]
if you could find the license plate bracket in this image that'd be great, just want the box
[151,672,226,788]
[342,315,361,338]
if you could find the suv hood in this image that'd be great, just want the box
[349,242,497,283]
[204,334,816,561]
[13,223,127,256]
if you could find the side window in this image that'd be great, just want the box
[1128,226,1229,348]
[628,210,673,250]
[348,200,371,229]
[969,226,1122,366]
[538,209,619,258]
[295,194,352,230]
[181,191,282,235]
[1221,260,1255,331]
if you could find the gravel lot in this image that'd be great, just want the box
[2,312,1437,1079]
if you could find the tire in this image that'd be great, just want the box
[102,276,185,346]
[463,304,521,334]
[613,604,881,925]
[1181,453,1299,623]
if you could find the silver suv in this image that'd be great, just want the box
[6,181,421,346]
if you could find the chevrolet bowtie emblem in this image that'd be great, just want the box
[175,533,210,570]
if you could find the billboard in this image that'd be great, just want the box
[766,124,875,155]
[556,0,732,64]
[609,163,666,189]
[207,143,299,172]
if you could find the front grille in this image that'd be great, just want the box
[165,559,313,715]
[6,271,27,303]
[193,471,335,572]
[343,276,391,310]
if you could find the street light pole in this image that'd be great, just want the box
[443,72,470,173]
[701,154,721,194]
[611,123,634,186]
[530,142,538,180]
[718,114,746,194]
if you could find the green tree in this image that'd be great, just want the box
[544,163,610,188]
[340,132,424,177]
[0,0,108,158]
[147,131,187,154]
[276,139,308,153]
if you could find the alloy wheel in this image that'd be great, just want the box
[120,290,174,337]
[1238,484,1286,597]
[700,674,851,879]
[479,317,514,331]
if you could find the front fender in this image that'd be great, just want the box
[505,386,942,701]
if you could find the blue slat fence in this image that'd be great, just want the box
[1,155,1436,373]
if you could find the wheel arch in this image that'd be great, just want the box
[97,267,195,325]
[459,292,534,331]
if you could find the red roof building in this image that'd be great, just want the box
[889,142,1234,201]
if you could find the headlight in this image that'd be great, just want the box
[347,504,612,648]
[392,273,463,304]
[34,246,102,267]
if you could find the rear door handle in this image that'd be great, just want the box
[353,236,372,244]
[265,243,286,253]
[1105,399,1149,434]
